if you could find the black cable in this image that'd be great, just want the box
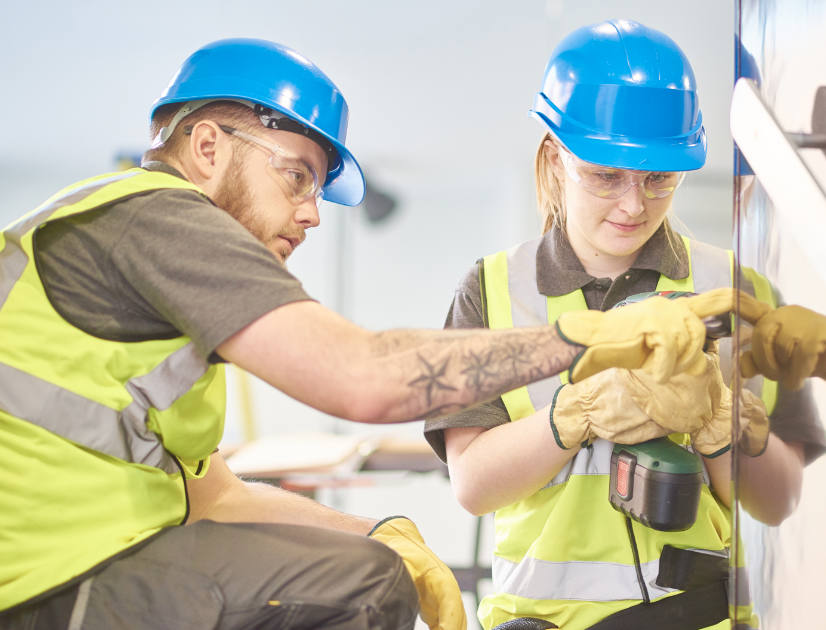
[625,516,650,604]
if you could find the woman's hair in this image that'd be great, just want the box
[534,133,565,234]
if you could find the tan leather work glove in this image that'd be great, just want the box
[555,295,708,383]
[369,516,466,630]
[683,287,771,324]
[740,304,826,391]
[689,384,770,458]
[619,348,722,435]
[621,345,770,457]
[550,368,676,449]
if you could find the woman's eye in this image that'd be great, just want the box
[594,171,621,183]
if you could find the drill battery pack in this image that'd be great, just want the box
[609,438,704,531]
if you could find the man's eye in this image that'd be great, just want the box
[285,169,306,184]
[647,173,669,184]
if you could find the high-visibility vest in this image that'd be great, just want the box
[0,169,227,611]
[477,234,775,630]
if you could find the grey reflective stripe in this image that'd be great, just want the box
[67,576,94,630]
[493,553,675,601]
[124,343,211,412]
[492,548,748,603]
[542,439,709,489]
[0,171,141,308]
[0,343,208,473]
[505,237,547,328]
[504,237,563,410]
[543,439,613,488]
[688,238,733,293]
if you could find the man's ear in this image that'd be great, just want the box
[187,120,232,182]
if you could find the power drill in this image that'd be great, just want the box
[607,291,731,531]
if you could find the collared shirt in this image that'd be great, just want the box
[423,221,825,464]
[535,220,688,311]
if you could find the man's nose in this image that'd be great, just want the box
[295,197,321,228]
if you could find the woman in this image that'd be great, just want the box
[424,19,824,630]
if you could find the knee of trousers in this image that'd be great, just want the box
[346,536,419,620]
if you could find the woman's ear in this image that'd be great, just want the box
[544,139,565,178]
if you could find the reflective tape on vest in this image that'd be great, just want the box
[0,342,208,474]
[492,550,752,604]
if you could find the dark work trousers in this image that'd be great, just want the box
[0,520,419,630]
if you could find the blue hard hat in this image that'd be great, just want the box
[151,38,365,206]
[530,19,706,172]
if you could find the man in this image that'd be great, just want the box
[0,38,724,630]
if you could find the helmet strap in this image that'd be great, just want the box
[150,98,338,169]
[150,99,216,149]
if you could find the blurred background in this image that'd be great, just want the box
[4,1,824,627]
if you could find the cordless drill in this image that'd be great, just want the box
[607,291,731,531]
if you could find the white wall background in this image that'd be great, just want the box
[1,2,735,627]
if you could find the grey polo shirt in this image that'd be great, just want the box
[34,162,314,363]
[424,222,826,464]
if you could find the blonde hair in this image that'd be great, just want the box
[534,133,565,234]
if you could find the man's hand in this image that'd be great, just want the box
[740,304,826,390]
[682,287,826,390]
[555,295,708,383]
[369,516,466,630]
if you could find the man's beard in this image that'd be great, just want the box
[212,156,286,262]
[213,156,255,231]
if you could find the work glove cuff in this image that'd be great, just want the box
[368,515,410,536]
[549,383,589,450]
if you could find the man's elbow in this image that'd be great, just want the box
[333,389,403,424]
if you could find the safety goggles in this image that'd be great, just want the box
[559,149,686,200]
[218,125,324,205]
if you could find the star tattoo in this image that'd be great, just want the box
[498,343,534,376]
[460,349,498,393]
[408,354,458,406]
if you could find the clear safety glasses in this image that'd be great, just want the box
[219,125,323,205]
[559,149,686,200]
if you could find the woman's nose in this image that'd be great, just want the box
[617,180,646,216]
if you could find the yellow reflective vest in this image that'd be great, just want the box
[477,234,775,630]
[0,169,226,611]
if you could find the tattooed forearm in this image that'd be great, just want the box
[395,326,582,420]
